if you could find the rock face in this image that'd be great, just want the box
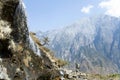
[0,0,28,44]
[0,0,59,80]
[37,15,120,74]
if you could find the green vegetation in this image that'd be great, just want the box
[88,74,120,80]
[42,36,49,46]
[107,74,120,78]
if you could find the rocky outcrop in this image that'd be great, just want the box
[0,0,60,80]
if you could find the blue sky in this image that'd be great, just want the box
[24,0,120,32]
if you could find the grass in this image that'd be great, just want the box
[88,74,120,80]
[57,59,68,67]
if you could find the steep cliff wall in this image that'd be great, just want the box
[0,0,59,80]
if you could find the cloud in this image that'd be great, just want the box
[99,0,120,17]
[81,5,94,14]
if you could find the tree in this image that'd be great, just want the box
[42,36,49,46]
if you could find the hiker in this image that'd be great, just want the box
[75,63,80,72]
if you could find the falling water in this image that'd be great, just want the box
[29,35,41,56]
[13,0,29,45]
[14,0,41,56]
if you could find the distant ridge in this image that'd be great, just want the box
[37,15,120,74]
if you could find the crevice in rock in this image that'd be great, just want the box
[0,39,12,58]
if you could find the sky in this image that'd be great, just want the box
[24,0,120,32]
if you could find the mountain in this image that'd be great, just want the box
[1,0,120,80]
[37,15,120,74]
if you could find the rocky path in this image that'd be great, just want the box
[59,68,120,80]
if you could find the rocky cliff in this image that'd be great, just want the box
[0,0,60,80]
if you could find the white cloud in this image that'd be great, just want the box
[99,0,120,17]
[81,5,94,14]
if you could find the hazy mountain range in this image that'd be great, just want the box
[37,15,120,74]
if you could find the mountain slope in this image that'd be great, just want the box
[37,15,120,74]
[0,0,60,80]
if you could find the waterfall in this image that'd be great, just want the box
[29,35,41,56]
[16,0,27,16]
[13,0,29,45]
[14,0,41,56]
